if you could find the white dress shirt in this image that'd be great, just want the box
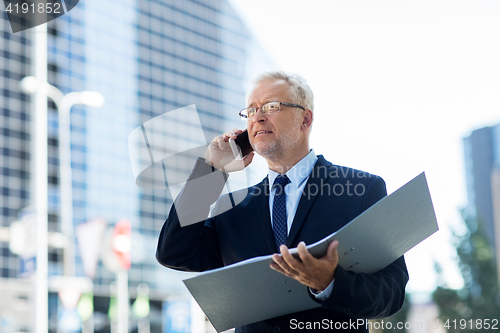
[267,149,334,300]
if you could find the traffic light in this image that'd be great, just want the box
[112,219,131,270]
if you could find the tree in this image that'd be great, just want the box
[432,211,500,332]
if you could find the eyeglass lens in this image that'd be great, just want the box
[244,102,280,118]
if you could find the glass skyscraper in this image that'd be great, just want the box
[0,0,273,331]
[463,123,500,291]
[463,124,500,246]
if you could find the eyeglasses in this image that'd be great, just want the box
[239,101,305,119]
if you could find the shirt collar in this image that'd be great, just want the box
[268,149,318,188]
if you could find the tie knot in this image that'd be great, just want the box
[273,174,291,189]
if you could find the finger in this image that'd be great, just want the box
[296,241,316,266]
[280,245,304,271]
[327,240,339,260]
[221,132,234,141]
[212,136,223,147]
[210,135,221,145]
[215,136,230,150]
[243,151,254,167]
[273,253,299,276]
[270,263,290,276]
[231,128,244,136]
[222,128,241,141]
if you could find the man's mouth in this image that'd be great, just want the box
[255,130,272,136]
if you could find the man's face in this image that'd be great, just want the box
[246,79,304,162]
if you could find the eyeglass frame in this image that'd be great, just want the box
[239,101,306,119]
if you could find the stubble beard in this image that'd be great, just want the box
[251,126,301,163]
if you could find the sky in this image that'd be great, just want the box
[229,0,500,294]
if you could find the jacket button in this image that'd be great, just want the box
[272,327,281,333]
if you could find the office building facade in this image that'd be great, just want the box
[463,123,500,286]
[0,0,272,331]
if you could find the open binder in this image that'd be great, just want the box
[183,172,439,332]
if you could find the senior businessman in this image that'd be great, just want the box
[156,71,409,332]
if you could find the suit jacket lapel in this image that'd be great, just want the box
[286,155,331,247]
[253,177,278,253]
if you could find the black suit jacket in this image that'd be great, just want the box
[157,155,409,333]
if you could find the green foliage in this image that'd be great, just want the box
[432,212,500,332]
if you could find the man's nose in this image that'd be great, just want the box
[252,108,266,122]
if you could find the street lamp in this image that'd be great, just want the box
[19,76,105,277]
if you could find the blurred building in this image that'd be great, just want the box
[0,10,32,333]
[0,0,272,331]
[463,123,500,286]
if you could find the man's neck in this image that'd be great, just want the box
[266,147,311,174]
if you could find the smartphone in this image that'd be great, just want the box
[229,129,253,160]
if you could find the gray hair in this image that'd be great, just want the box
[249,70,314,111]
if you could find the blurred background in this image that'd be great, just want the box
[0,0,499,332]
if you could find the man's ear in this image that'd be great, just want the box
[301,109,313,131]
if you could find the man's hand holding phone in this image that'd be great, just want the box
[205,128,254,173]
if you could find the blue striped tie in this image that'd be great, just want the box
[272,175,291,251]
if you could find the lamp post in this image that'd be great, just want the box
[19,76,105,277]
[30,22,48,333]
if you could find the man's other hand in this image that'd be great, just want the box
[205,128,254,173]
[270,240,339,291]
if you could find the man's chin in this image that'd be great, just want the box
[253,143,281,160]
[253,143,270,155]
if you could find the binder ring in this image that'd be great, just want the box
[338,247,354,260]
[347,262,360,271]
